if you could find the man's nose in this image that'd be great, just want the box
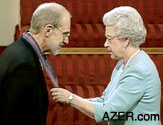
[63,37,69,44]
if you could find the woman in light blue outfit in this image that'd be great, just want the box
[50,6,161,125]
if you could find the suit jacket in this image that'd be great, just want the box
[0,37,49,125]
[91,51,161,125]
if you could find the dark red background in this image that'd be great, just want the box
[1,0,163,124]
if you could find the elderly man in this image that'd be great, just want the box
[51,6,161,125]
[0,2,71,125]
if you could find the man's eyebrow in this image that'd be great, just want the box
[63,31,70,34]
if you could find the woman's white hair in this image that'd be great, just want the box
[103,6,147,47]
[29,2,71,34]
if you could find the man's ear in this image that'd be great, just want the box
[45,24,54,38]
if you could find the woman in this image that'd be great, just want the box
[50,6,161,125]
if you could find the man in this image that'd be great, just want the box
[0,2,71,125]
[51,6,161,125]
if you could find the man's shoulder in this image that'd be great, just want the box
[0,37,37,65]
[6,37,29,56]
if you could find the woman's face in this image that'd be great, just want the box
[104,26,126,60]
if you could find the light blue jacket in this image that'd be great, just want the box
[91,51,161,125]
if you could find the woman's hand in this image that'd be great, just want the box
[50,88,72,103]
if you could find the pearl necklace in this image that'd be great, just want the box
[118,49,140,76]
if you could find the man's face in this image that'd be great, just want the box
[46,14,71,55]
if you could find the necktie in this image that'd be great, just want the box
[22,31,59,88]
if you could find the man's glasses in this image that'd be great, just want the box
[56,27,70,41]
[62,32,70,41]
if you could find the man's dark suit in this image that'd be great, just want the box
[0,37,49,125]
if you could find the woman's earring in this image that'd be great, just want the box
[123,46,127,49]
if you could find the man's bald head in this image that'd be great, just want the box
[29,2,71,34]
